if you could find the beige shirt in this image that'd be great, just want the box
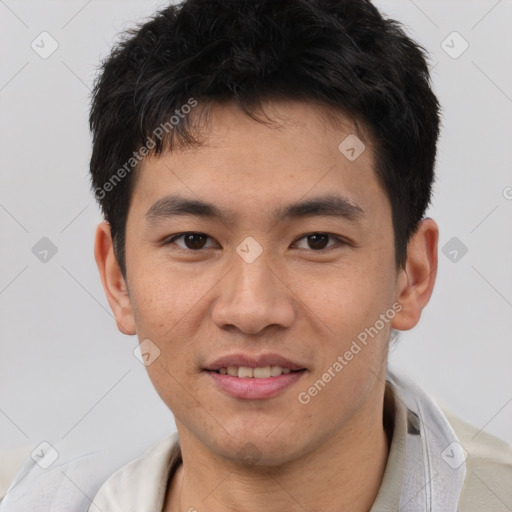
[90,383,512,511]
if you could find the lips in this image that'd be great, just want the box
[203,353,307,399]
[204,353,306,372]
[216,366,299,378]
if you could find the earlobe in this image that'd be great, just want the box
[94,222,137,335]
[391,218,439,331]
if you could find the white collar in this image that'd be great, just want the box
[90,432,180,512]
[90,370,466,512]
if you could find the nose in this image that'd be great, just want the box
[211,249,296,335]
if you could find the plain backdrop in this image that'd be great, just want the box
[1,0,511,469]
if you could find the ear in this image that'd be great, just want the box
[391,217,439,331]
[94,222,136,335]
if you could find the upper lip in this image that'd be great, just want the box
[204,353,306,371]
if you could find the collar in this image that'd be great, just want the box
[383,369,467,511]
[90,432,181,511]
[90,369,466,512]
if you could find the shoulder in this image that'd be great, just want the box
[441,407,512,511]
[0,435,175,512]
[0,450,114,512]
[90,432,180,510]
[386,369,512,510]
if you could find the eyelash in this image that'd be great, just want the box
[162,232,349,252]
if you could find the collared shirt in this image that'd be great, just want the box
[1,371,511,511]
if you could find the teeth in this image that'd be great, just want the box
[238,366,253,378]
[217,366,296,378]
[253,366,271,378]
[270,365,282,377]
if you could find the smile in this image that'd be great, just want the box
[214,365,301,378]
[205,368,307,399]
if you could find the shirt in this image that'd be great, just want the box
[1,370,511,511]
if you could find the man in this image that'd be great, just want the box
[2,0,511,510]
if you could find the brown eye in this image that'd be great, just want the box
[165,232,213,250]
[306,234,330,250]
[294,233,344,251]
[183,233,208,249]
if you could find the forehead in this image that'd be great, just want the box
[188,98,372,156]
[130,99,388,224]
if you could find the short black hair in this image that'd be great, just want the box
[89,0,441,277]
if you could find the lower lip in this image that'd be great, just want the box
[205,370,306,399]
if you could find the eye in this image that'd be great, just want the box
[293,233,346,251]
[164,232,216,251]
[163,232,348,252]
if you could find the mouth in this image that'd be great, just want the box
[207,366,305,378]
[204,352,306,373]
[203,353,307,399]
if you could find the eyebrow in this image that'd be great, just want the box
[145,194,365,226]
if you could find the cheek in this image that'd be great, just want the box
[128,268,201,387]
[129,260,200,329]
[297,278,393,422]
[299,257,396,393]
[133,283,203,415]
[304,257,396,335]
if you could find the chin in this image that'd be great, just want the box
[205,429,311,468]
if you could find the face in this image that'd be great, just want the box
[111,100,408,465]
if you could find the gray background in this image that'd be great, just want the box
[1,0,511,468]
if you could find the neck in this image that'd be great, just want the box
[166,382,392,512]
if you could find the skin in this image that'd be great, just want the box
[95,99,438,512]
